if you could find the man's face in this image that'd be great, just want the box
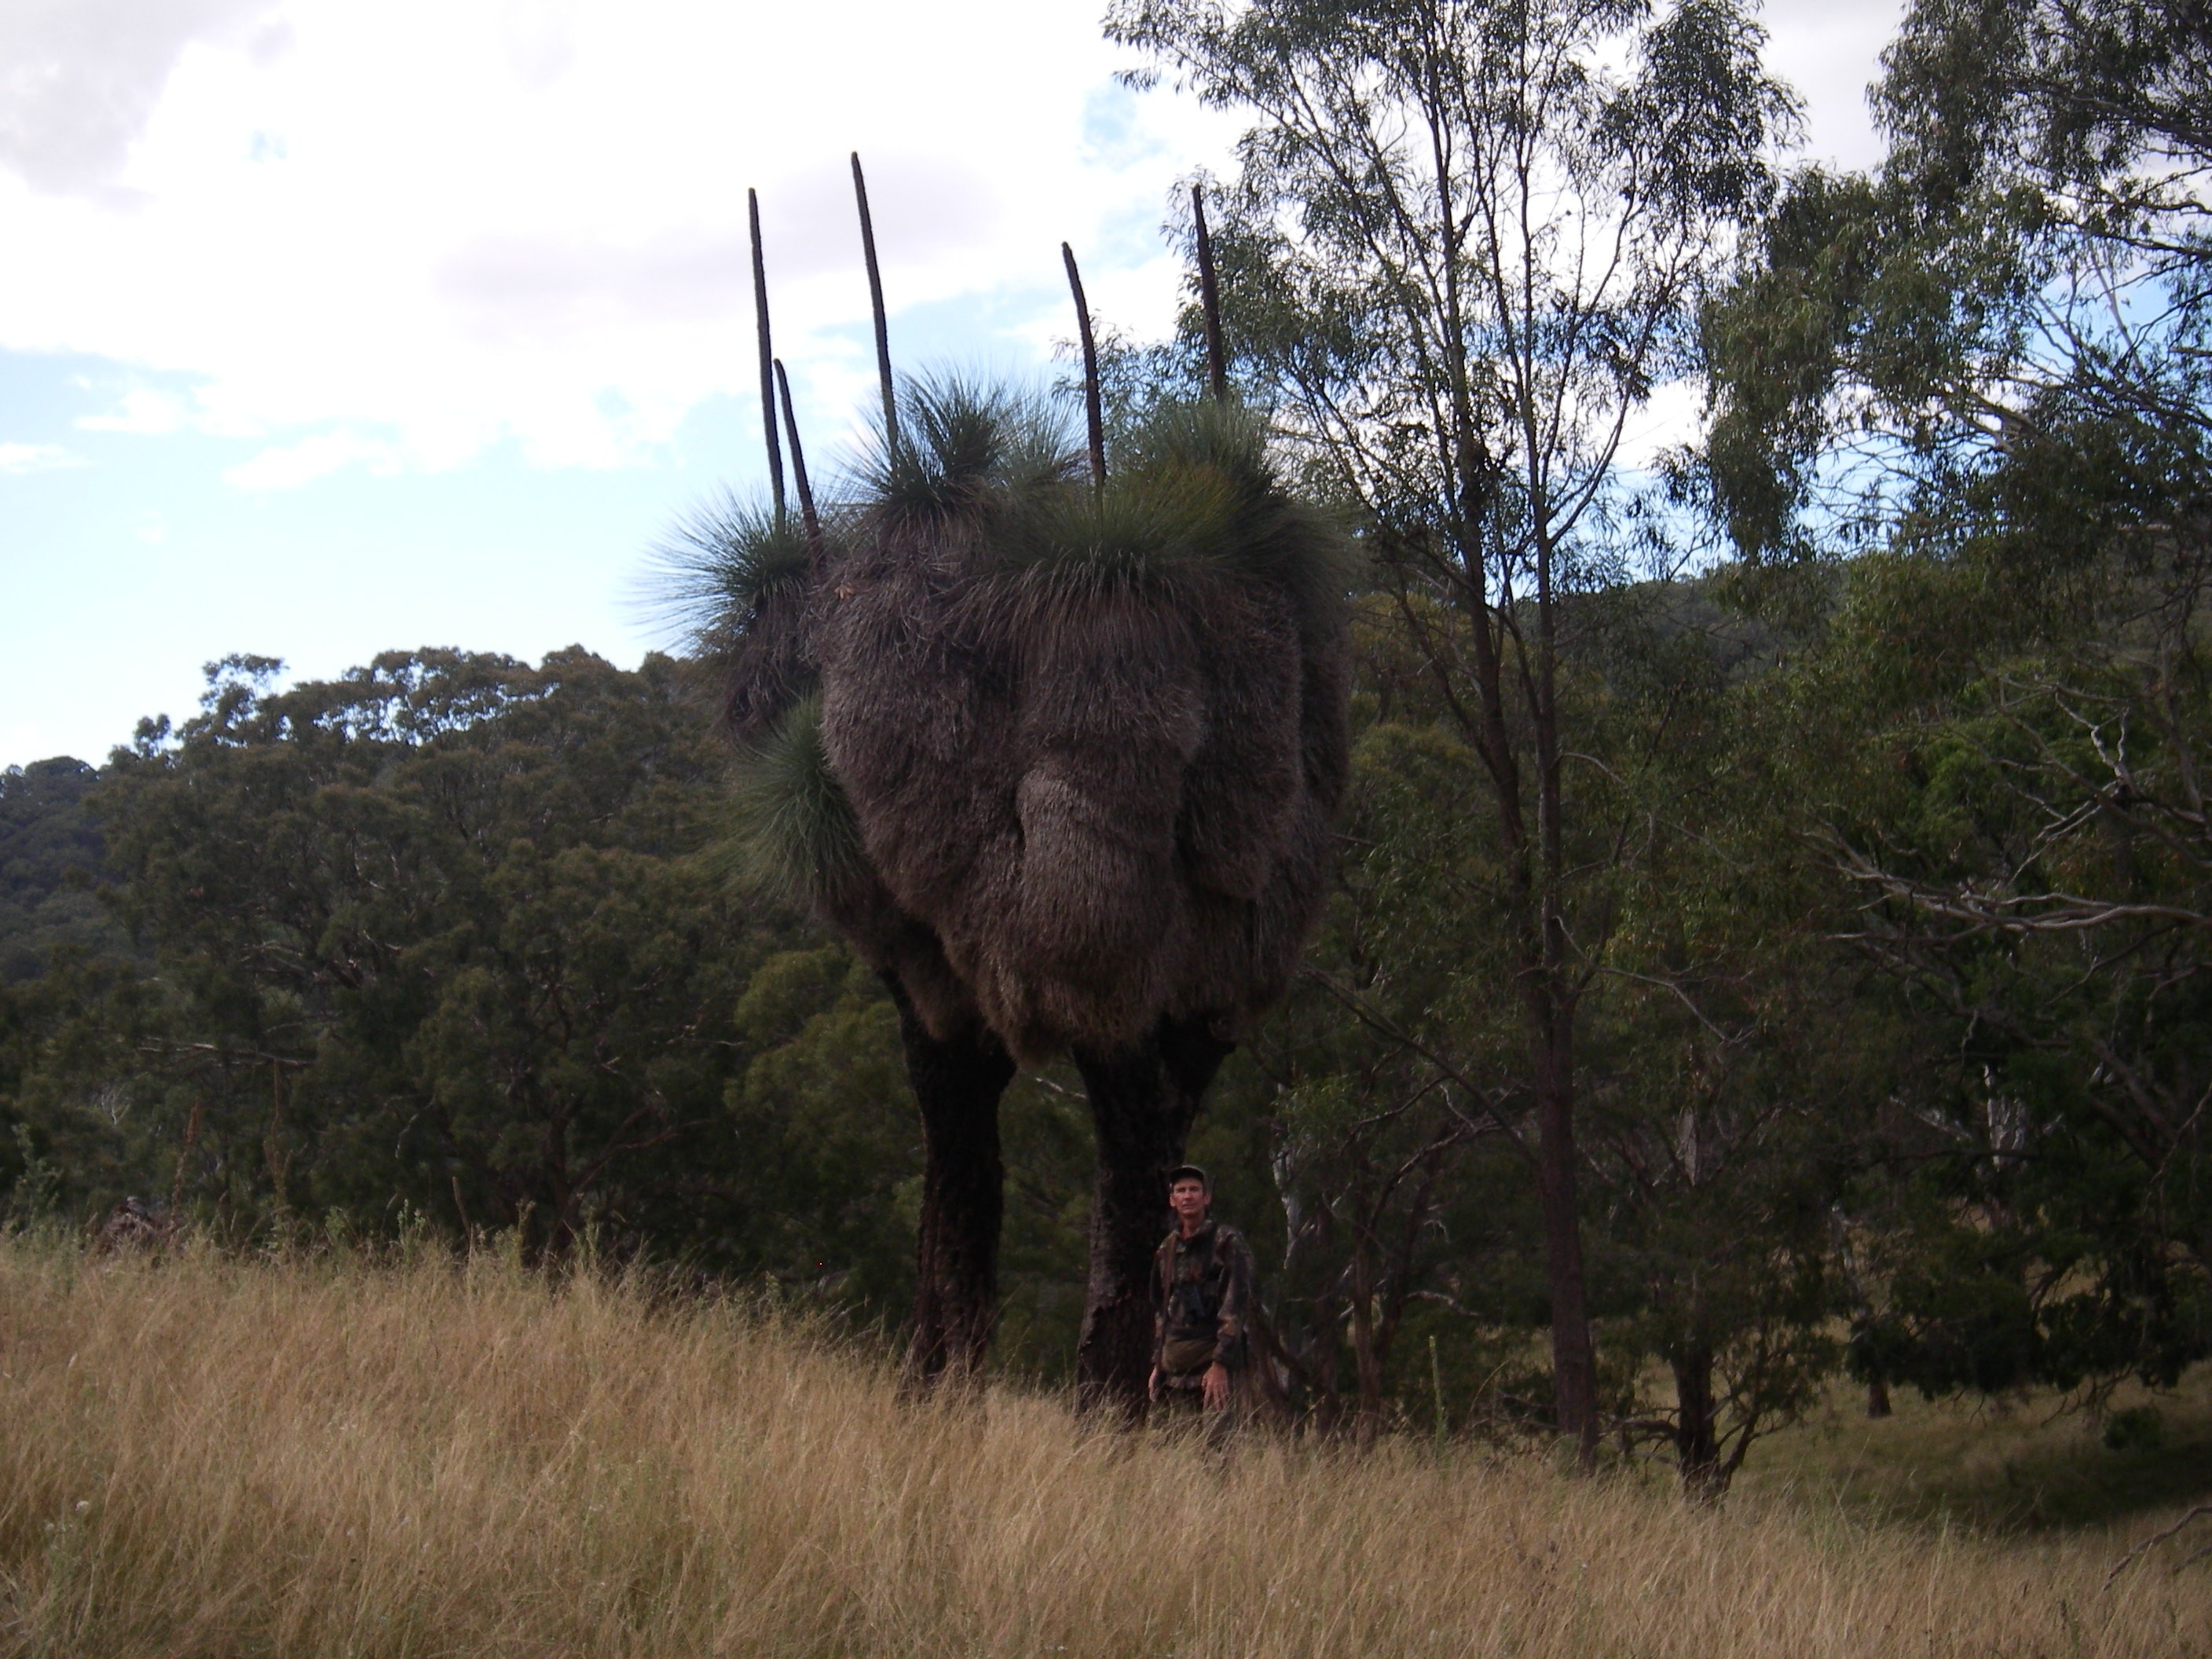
[1170,1177,1209,1223]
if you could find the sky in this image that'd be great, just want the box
[0,0,1903,770]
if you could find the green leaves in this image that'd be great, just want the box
[854,374,1078,535]
[654,494,816,657]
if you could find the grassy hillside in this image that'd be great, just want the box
[0,1237,2207,1658]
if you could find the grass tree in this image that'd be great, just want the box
[686,383,1350,1405]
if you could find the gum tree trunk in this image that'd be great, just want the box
[888,981,1014,1387]
[1671,1342,1721,1500]
[1070,1015,1235,1418]
[1534,1020,1599,1467]
[1866,1374,1893,1418]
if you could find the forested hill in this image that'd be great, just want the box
[0,756,129,982]
[0,650,1100,1376]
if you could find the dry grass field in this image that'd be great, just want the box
[1,1236,2207,1658]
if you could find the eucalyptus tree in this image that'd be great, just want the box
[1700,0,2212,1404]
[1108,0,1795,1461]
[30,650,806,1261]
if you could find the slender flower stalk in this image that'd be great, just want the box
[1062,242,1107,489]
[851,152,900,457]
[1192,184,1229,401]
[749,188,786,527]
[774,358,821,547]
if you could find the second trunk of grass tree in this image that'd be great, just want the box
[1071,1015,1234,1410]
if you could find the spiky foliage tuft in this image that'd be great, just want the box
[815,388,1354,1059]
[1115,397,1358,600]
[985,397,1357,617]
[657,493,813,642]
[724,694,867,912]
[654,493,823,741]
[854,374,1080,534]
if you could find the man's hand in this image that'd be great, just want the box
[1148,1365,1161,1403]
[1202,1361,1230,1410]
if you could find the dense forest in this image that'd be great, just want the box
[4,0,2207,1492]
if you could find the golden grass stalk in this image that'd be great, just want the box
[0,1238,2203,1657]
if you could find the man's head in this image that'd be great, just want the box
[1167,1163,1210,1227]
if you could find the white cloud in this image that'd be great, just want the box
[1763,0,1903,172]
[77,385,192,433]
[0,441,85,474]
[0,0,1239,482]
[0,0,286,196]
[223,429,399,489]
[73,377,265,438]
[0,1,1893,485]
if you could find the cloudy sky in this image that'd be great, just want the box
[0,0,1902,769]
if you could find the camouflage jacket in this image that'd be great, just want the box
[1152,1219,1256,1382]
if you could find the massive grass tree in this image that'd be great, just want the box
[681,382,1351,1403]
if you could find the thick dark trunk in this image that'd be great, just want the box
[1672,1342,1721,1500]
[1865,1373,1892,1419]
[1071,1014,1235,1419]
[888,981,1013,1388]
[1536,1031,1599,1468]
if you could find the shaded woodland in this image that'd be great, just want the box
[4,0,2210,1496]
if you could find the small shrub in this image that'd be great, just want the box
[2103,1404,2166,1452]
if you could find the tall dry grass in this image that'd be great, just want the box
[0,1237,2204,1658]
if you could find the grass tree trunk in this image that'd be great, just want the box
[888,983,1013,1388]
[1070,1015,1235,1418]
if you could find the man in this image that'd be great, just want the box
[1148,1164,1257,1419]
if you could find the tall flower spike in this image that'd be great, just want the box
[774,358,821,547]
[749,188,787,527]
[1192,184,1228,401]
[851,152,899,458]
[1062,243,1106,491]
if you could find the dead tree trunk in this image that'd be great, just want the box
[1070,1014,1235,1418]
[888,980,1013,1387]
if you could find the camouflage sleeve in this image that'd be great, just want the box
[1214,1228,1257,1372]
[1151,1236,1169,1369]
